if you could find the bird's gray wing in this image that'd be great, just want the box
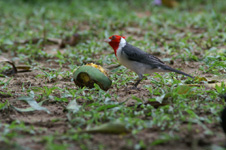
[122,43,165,67]
[122,43,194,78]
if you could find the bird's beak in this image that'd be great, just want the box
[104,39,111,43]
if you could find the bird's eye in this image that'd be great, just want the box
[111,36,116,40]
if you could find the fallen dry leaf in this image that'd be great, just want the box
[188,75,226,89]
[16,65,32,72]
[106,64,121,70]
[14,33,81,49]
[59,33,81,48]
[14,38,42,44]
[0,57,31,76]
[0,56,17,75]
[162,0,178,8]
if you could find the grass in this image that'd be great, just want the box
[0,0,226,149]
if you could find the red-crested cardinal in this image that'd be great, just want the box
[105,35,194,87]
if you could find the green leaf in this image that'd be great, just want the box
[155,94,166,103]
[132,96,143,103]
[0,100,9,110]
[12,100,46,112]
[96,104,119,112]
[16,97,50,114]
[176,85,192,95]
[66,100,81,113]
[96,98,129,111]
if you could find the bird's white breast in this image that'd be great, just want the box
[116,37,126,58]
[116,38,130,67]
[116,38,143,74]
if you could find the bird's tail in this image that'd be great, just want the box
[163,66,194,79]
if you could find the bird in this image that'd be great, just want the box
[221,94,226,135]
[105,35,194,88]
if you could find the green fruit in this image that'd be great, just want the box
[73,65,112,90]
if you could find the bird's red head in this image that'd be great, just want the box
[105,35,126,56]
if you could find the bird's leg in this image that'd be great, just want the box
[134,74,143,88]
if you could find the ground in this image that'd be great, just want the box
[0,0,226,150]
